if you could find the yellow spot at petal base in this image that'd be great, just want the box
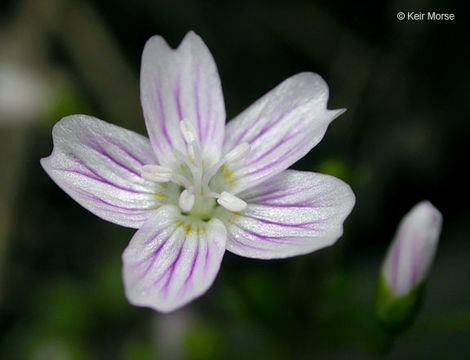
[224,170,235,179]
[154,193,166,199]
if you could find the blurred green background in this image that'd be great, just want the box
[1,0,468,359]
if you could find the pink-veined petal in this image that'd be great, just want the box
[223,73,344,194]
[122,205,227,313]
[219,170,355,259]
[141,31,225,167]
[41,115,161,228]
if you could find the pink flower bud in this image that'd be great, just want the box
[383,201,442,297]
[375,201,442,332]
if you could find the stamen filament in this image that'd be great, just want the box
[170,173,193,190]
[203,142,251,187]
[173,148,197,174]
[190,141,203,193]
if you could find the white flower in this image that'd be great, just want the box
[41,31,355,313]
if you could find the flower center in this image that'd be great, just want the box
[141,120,250,217]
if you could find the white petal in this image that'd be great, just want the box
[41,115,161,228]
[141,31,226,167]
[383,201,442,297]
[122,205,227,313]
[223,73,344,194]
[219,170,355,259]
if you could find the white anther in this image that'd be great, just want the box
[224,142,251,164]
[217,191,247,212]
[141,165,172,183]
[179,119,198,144]
[179,189,195,212]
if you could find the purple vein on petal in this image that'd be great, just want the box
[58,167,145,195]
[410,235,419,288]
[240,136,310,179]
[249,192,308,204]
[228,93,273,146]
[228,235,267,252]
[256,203,318,209]
[233,225,304,244]
[183,237,200,292]
[143,228,167,246]
[147,245,179,293]
[204,69,212,143]
[229,100,302,152]
[69,185,153,212]
[243,127,306,167]
[161,243,184,296]
[103,136,148,166]
[88,139,142,177]
[174,74,183,121]
[129,226,177,269]
[249,105,298,144]
[193,61,203,142]
[60,167,102,182]
[136,239,169,280]
[391,235,401,290]
[156,81,173,147]
[204,238,211,275]
[247,216,320,230]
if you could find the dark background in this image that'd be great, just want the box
[1,0,468,359]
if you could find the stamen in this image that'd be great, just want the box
[217,191,247,212]
[173,148,198,175]
[141,165,172,183]
[190,141,203,171]
[202,142,251,186]
[179,119,198,144]
[170,173,193,190]
[206,191,220,198]
[179,189,195,212]
[224,142,251,164]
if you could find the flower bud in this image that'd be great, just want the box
[375,201,442,332]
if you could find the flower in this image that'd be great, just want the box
[375,200,442,331]
[41,31,355,313]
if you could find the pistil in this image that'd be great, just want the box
[142,119,249,215]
